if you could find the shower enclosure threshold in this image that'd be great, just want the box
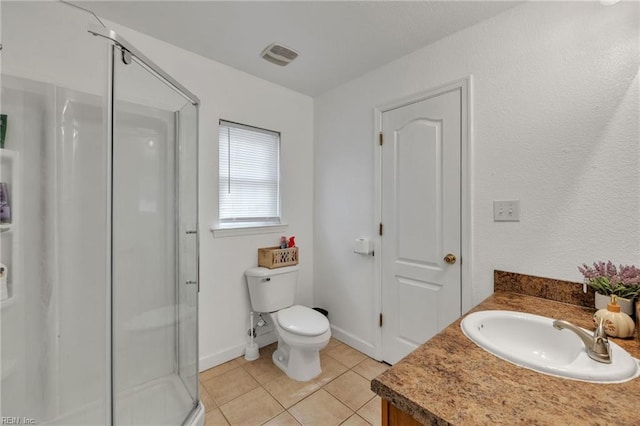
[41,374,203,426]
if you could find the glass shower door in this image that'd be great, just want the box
[111,45,198,425]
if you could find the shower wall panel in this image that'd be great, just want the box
[1,76,109,424]
[112,103,176,392]
[55,87,108,416]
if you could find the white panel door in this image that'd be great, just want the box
[381,89,461,364]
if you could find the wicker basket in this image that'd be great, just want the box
[258,246,299,269]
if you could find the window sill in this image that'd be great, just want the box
[210,222,289,238]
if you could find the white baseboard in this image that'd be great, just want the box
[330,324,378,360]
[199,332,277,372]
[199,324,379,372]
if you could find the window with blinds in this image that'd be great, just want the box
[218,120,281,226]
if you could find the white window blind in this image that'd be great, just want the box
[219,120,280,225]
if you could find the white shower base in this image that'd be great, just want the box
[43,374,203,426]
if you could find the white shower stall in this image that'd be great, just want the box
[0,2,202,425]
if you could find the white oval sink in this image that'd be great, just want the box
[461,310,640,383]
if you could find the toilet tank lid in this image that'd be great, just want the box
[245,265,299,277]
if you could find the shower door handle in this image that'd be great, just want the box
[186,280,199,293]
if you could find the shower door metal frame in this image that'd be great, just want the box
[91,23,201,426]
[89,25,200,107]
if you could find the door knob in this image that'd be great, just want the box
[444,253,457,264]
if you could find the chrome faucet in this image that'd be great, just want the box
[552,317,612,364]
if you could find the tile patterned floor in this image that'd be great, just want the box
[200,338,389,426]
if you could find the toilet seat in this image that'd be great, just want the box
[277,305,329,337]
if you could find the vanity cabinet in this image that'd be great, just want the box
[381,399,421,426]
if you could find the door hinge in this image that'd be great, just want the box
[379,313,383,327]
[379,132,383,146]
[379,223,383,236]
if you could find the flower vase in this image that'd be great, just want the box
[595,292,634,316]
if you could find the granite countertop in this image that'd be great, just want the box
[371,291,640,425]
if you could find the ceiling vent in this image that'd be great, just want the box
[261,43,299,66]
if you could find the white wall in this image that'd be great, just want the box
[314,1,639,357]
[105,21,315,370]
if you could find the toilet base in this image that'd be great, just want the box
[272,342,322,382]
[267,309,331,382]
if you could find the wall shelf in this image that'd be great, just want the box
[0,148,19,308]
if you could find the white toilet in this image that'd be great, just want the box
[245,265,331,381]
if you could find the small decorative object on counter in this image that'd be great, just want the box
[594,295,635,338]
[288,236,296,248]
[0,183,10,224]
[280,236,287,249]
[578,261,640,316]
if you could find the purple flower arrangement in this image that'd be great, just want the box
[578,261,640,299]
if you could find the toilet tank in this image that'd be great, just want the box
[245,265,299,313]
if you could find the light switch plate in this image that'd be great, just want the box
[493,200,520,222]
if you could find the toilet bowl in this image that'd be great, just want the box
[270,305,331,381]
[245,266,331,381]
